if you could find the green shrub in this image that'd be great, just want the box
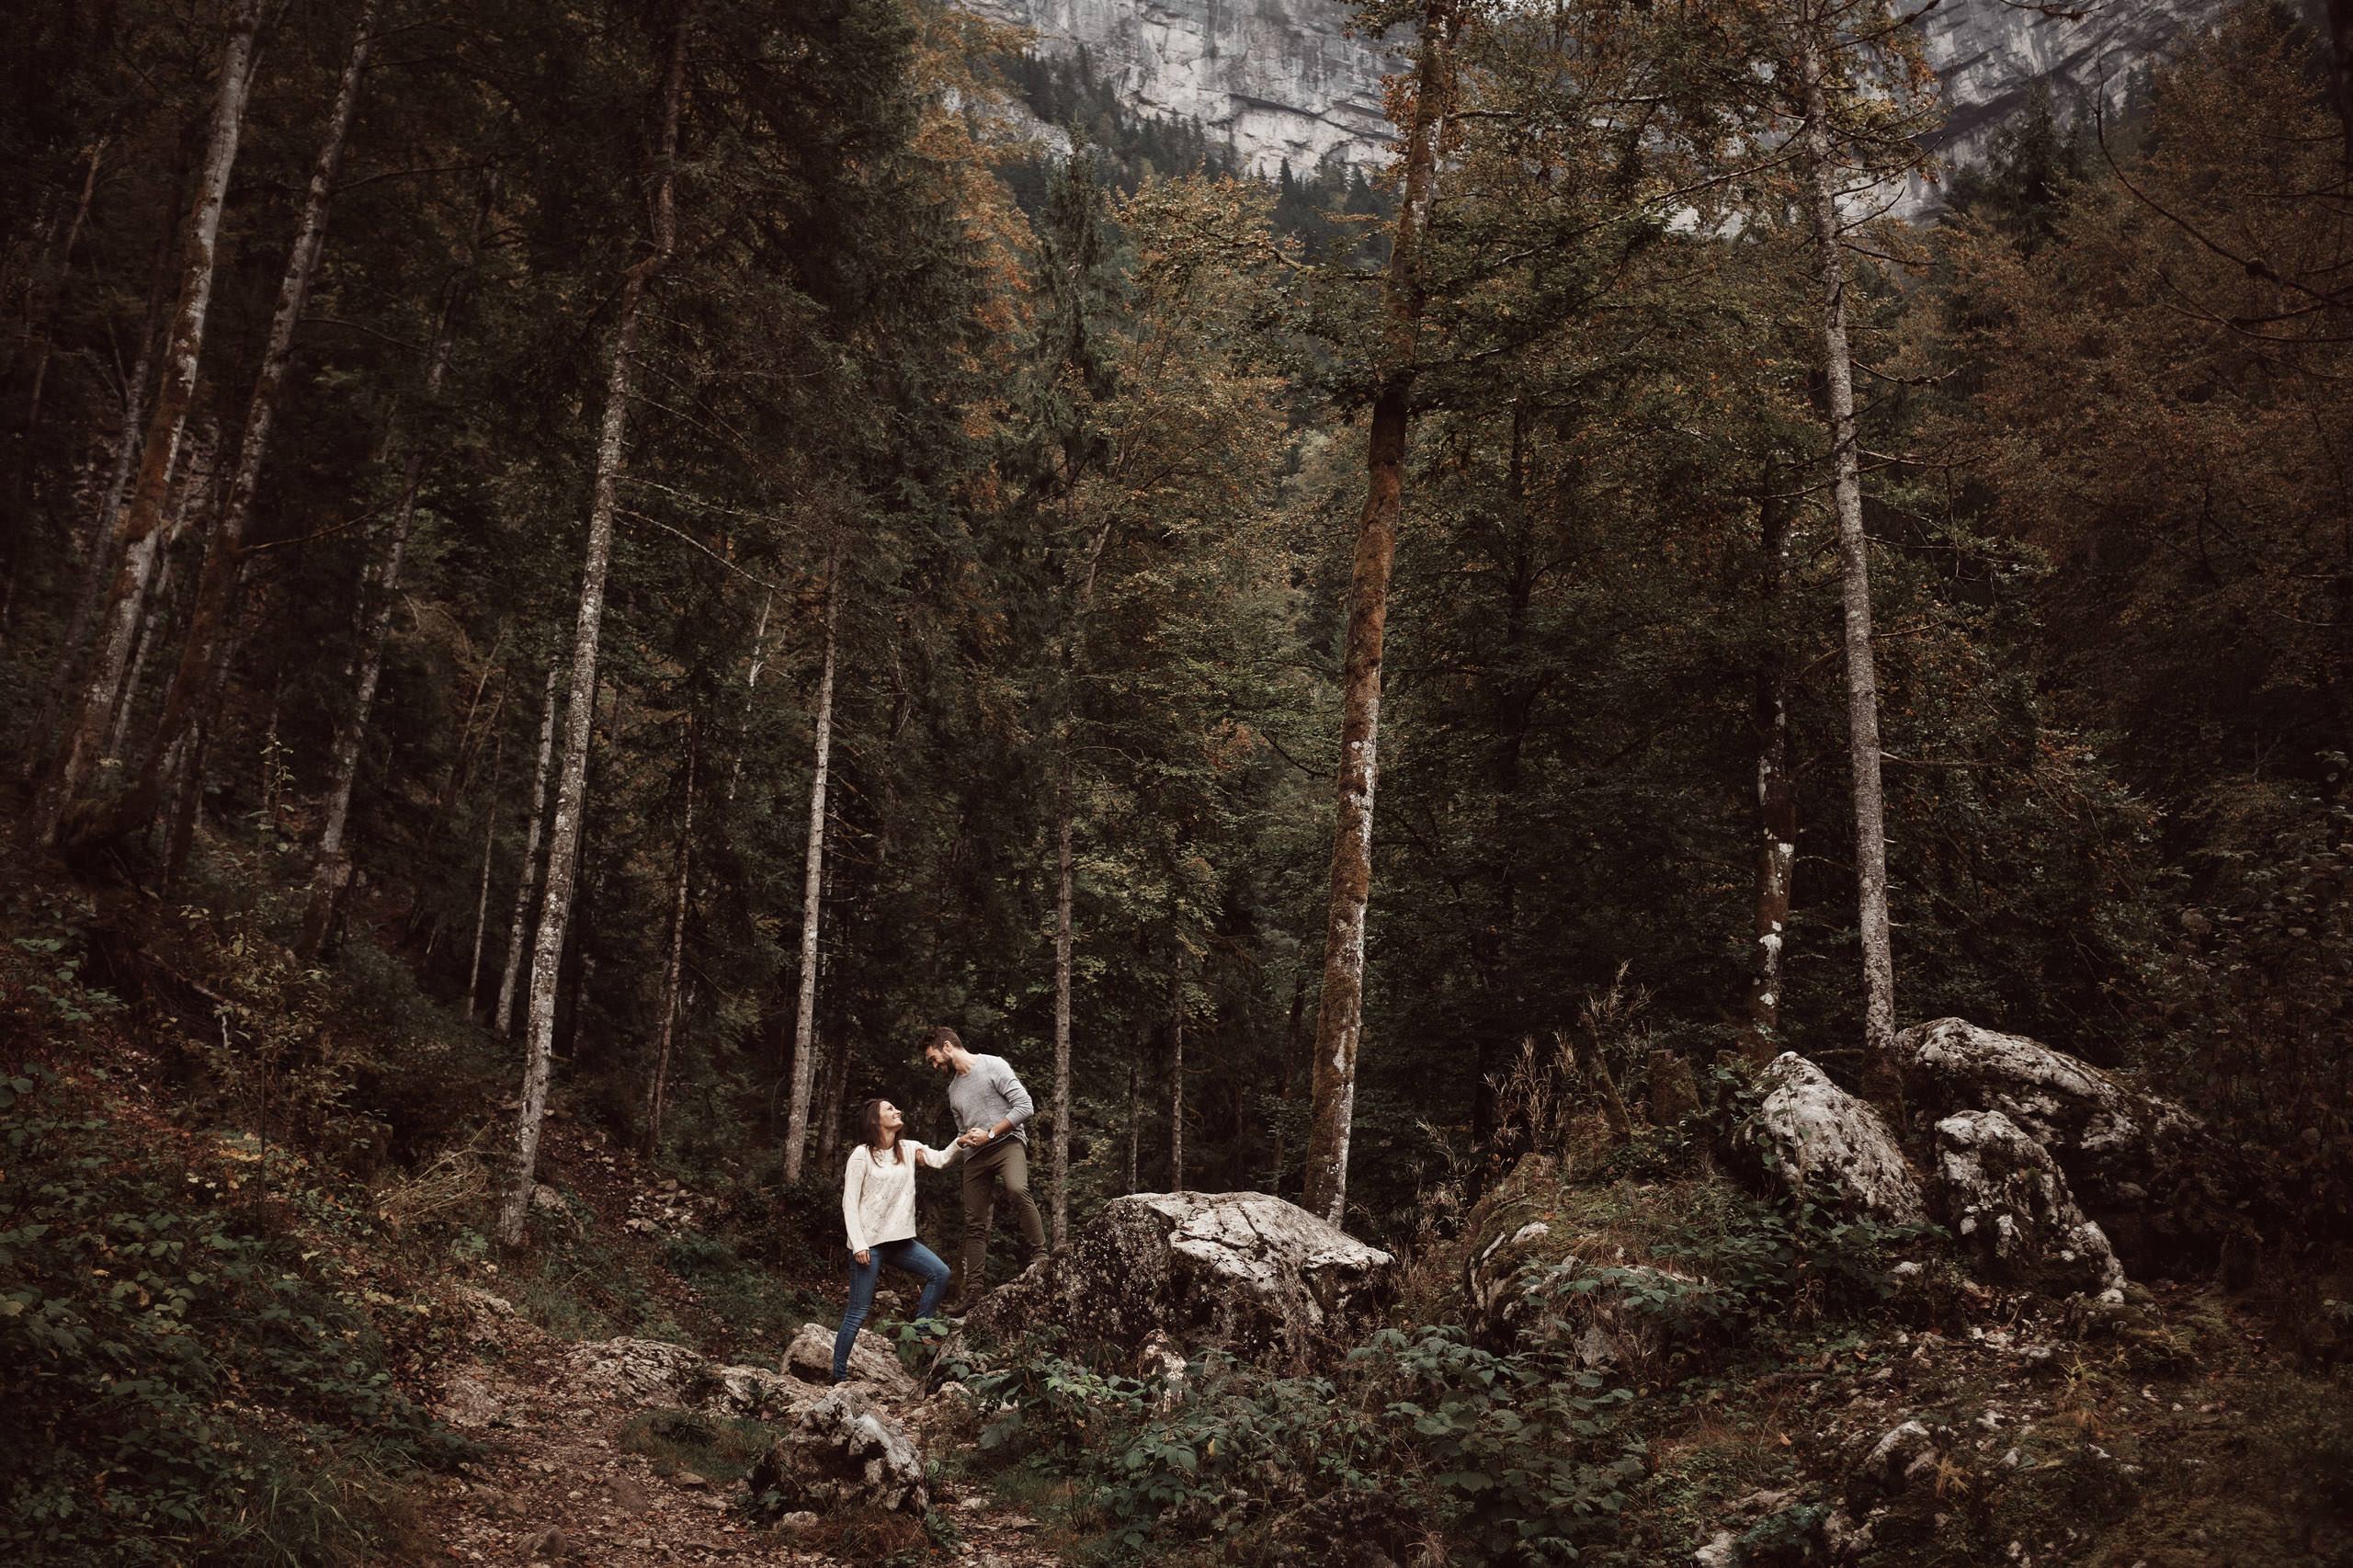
[0,1067,473,1565]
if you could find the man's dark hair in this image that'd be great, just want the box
[922,1025,961,1057]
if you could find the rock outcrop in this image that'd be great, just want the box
[963,0,2223,220]
[1907,0,2228,217]
[963,1188,1396,1368]
[783,1320,917,1396]
[1931,1109,2124,1300]
[1735,1053,1927,1223]
[1895,1017,2225,1268]
[745,1385,927,1517]
[965,0,1404,176]
[564,1337,710,1409]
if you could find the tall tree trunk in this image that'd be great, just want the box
[725,588,772,803]
[107,425,219,765]
[1126,1023,1142,1195]
[1798,4,1902,1114]
[1045,513,1115,1243]
[1745,472,1797,1063]
[22,140,105,426]
[816,1031,849,1173]
[97,0,380,853]
[30,0,267,849]
[462,731,505,1023]
[1302,0,1452,1226]
[20,187,180,785]
[1272,957,1307,1190]
[644,733,697,1152]
[299,169,492,957]
[1168,949,1186,1194]
[781,549,843,1182]
[11,134,106,562]
[496,661,563,1037]
[498,16,688,1245]
[2327,0,2353,164]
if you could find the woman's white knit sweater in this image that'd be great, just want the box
[841,1140,960,1255]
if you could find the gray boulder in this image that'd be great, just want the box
[782,1320,916,1396]
[564,1337,708,1408]
[963,1189,1396,1369]
[1735,1053,1926,1223]
[745,1384,926,1517]
[1932,1110,2125,1300]
[1895,1018,2226,1267]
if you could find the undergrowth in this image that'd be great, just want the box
[0,1064,474,1565]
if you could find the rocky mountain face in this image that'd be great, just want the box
[964,0,1405,172]
[968,0,2229,215]
[1904,0,2228,217]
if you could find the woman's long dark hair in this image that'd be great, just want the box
[856,1098,904,1164]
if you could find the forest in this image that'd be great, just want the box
[2,0,2349,1563]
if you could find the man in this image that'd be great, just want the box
[922,1025,1046,1312]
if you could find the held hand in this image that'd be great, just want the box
[854,1248,870,1266]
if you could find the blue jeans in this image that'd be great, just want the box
[834,1238,951,1381]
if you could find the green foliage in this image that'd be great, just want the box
[0,1069,473,1565]
[1369,1327,1645,1566]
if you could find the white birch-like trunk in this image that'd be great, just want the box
[106,0,379,850]
[31,0,266,848]
[1798,3,1901,1110]
[106,424,218,764]
[498,17,689,1245]
[496,661,563,1037]
[781,552,842,1182]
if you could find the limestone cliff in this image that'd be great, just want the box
[969,0,2228,216]
[1905,0,2227,217]
[965,0,1405,173]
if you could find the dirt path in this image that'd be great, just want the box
[407,1312,1058,1566]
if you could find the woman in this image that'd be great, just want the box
[834,1096,959,1383]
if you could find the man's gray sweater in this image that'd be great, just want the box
[948,1054,1035,1146]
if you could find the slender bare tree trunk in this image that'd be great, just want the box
[1168,949,1186,1193]
[1302,0,1452,1226]
[1044,514,1115,1241]
[20,194,180,785]
[31,0,266,849]
[644,735,697,1152]
[1798,4,1902,1114]
[495,662,562,1036]
[107,424,219,765]
[462,732,505,1023]
[782,550,843,1182]
[816,1032,848,1172]
[299,171,492,957]
[1125,1026,1142,1194]
[1745,474,1797,1062]
[498,17,688,1245]
[725,588,772,803]
[2326,0,2353,163]
[98,0,380,853]
[18,137,106,460]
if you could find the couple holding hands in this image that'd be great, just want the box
[829,1026,1047,1382]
